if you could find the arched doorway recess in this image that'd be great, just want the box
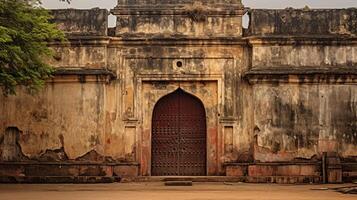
[151,88,207,176]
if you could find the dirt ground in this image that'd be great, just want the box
[0,182,355,200]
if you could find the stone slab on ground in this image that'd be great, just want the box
[334,186,357,194]
[165,181,193,186]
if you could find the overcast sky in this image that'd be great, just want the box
[42,0,357,26]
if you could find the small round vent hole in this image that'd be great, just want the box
[176,61,183,68]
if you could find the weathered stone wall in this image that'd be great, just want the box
[248,8,357,36]
[0,5,357,183]
[253,84,357,162]
[49,45,108,69]
[252,45,357,68]
[112,0,244,37]
[0,82,108,161]
[246,9,357,165]
[241,9,357,183]
[105,42,247,175]
[1,9,113,163]
[51,8,109,36]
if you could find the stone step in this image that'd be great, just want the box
[0,176,121,184]
[125,176,321,184]
[124,176,245,183]
[165,181,193,186]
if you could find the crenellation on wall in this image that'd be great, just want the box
[247,8,357,37]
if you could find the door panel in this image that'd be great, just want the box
[151,89,206,176]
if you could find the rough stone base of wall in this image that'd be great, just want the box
[225,162,357,184]
[342,163,357,183]
[225,163,322,184]
[0,176,120,184]
[1,162,356,184]
[0,162,139,183]
[128,175,321,184]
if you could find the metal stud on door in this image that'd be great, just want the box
[151,89,206,176]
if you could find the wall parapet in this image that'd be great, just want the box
[247,8,357,37]
[247,36,357,45]
[51,8,109,36]
[111,1,244,38]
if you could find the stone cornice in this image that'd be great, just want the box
[244,66,357,84]
[48,36,111,47]
[54,68,116,77]
[48,35,357,47]
[48,35,248,46]
[49,68,117,83]
[246,36,357,46]
[108,36,247,46]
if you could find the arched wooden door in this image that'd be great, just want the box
[151,89,207,176]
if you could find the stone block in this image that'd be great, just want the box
[24,165,79,177]
[113,165,138,177]
[276,165,300,176]
[0,165,25,176]
[300,165,319,176]
[165,181,193,186]
[226,165,247,176]
[328,169,343,183]
[78,165,113,177]
[276,165,318,176]
[248,165,275,176]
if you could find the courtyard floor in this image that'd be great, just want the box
[0,182,355,200]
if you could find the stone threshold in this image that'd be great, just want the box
[124,176,321,184]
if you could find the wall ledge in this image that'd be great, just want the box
[244,66,357,84]
[246,36,357,45]
[48,68,117,83]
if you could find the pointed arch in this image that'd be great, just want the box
[151,88,207,176]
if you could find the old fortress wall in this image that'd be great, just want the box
[0,0,356,183]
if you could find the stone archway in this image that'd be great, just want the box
[151,88,207,176]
